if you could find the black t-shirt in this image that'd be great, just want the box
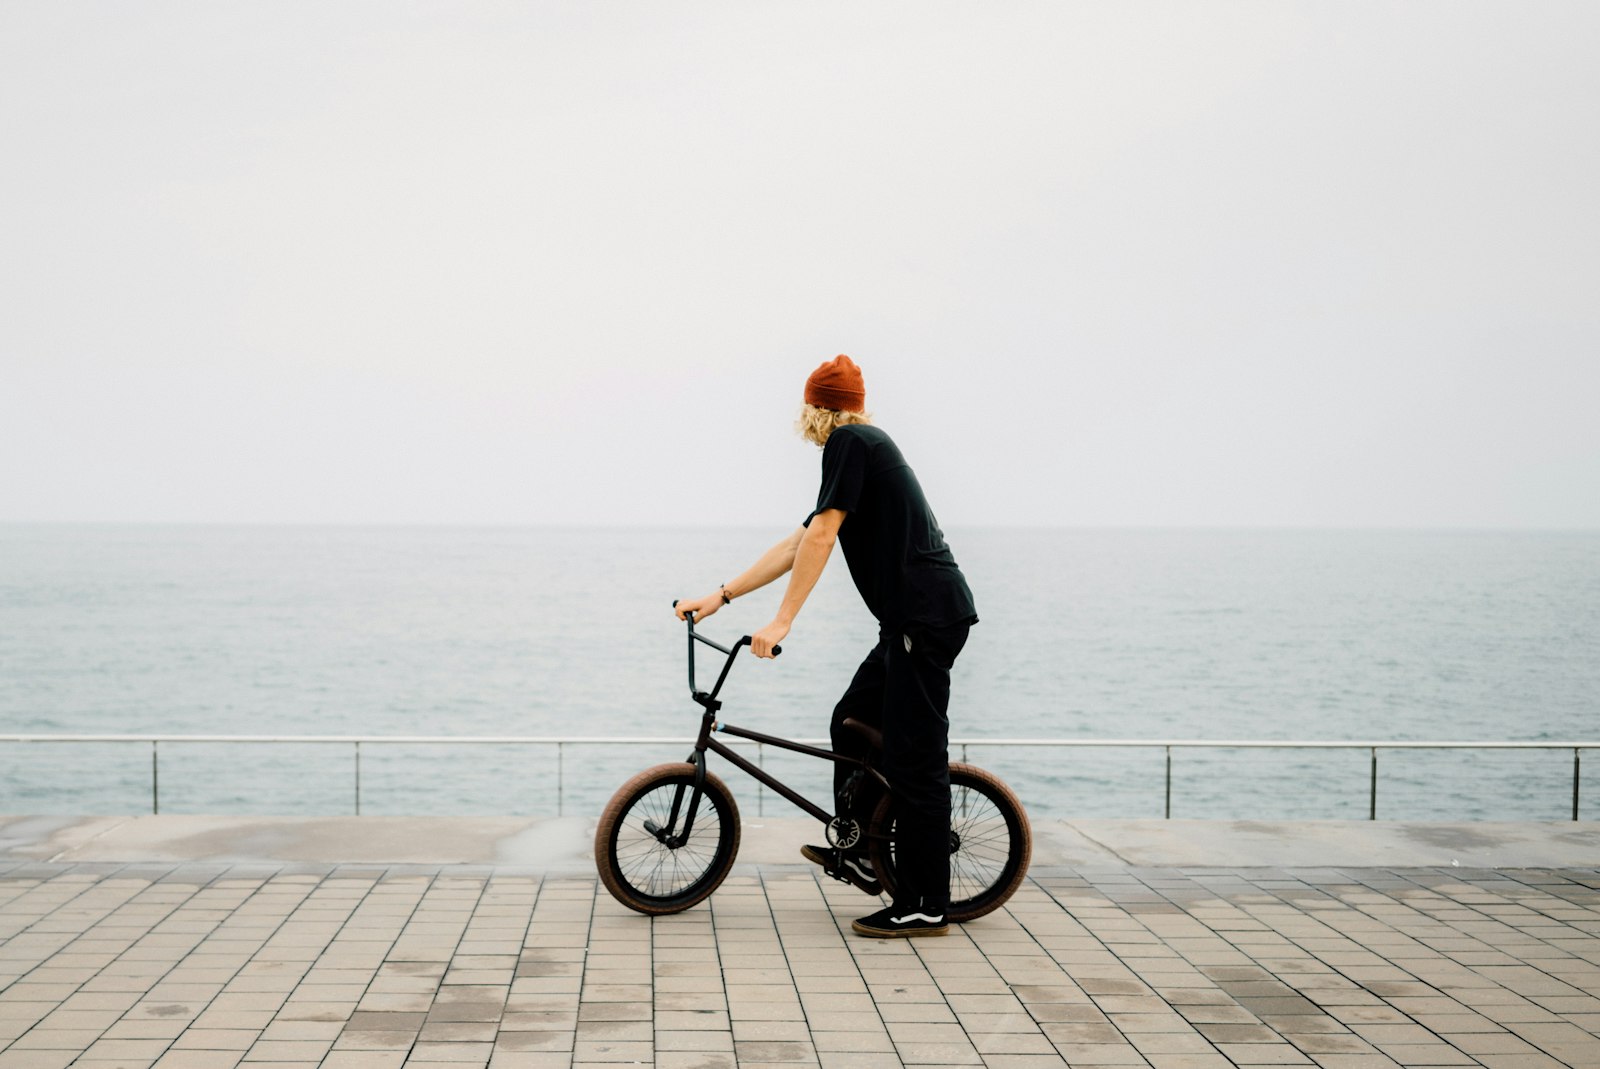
[803,424,977,630]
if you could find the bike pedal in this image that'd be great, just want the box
[815,847,851,885]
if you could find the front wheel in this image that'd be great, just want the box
[595,762,741,914]
[867,762,1031,923]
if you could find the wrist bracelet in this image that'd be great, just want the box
[720,585,732,605]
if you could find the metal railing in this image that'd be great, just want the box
[2,734,1594,820]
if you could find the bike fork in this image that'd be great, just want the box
[644,750,708,848]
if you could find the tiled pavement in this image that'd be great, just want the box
[2,862,1598,1069]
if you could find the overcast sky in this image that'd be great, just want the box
[2,1,1596,528]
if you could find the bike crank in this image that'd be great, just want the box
[826,817,862,850]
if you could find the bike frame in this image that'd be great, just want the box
[656,611,887,845]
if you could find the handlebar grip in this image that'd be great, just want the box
[736,636,782,657]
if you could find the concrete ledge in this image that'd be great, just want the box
[3,813,1597,869]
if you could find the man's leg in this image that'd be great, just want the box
[876,623,969,918]
[828,633,890,820]
[800,635,891,895]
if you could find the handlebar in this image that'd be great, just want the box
[673,600,779,707]
[672,601,783,659]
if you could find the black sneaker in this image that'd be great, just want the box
[851,905,948,938]
[800,844,882,895]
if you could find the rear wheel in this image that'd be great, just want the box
[596,762,740,914]
[867,762,1031,923]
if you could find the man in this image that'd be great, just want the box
[674,354,977,938]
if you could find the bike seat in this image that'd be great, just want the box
[841,717,884,752]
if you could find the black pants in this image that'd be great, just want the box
[830,621,970,915]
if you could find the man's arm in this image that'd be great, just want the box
[750,508,844,658]
[674,526,806,624]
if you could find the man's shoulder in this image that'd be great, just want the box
[828,423,893,450]
[825,424,907,476]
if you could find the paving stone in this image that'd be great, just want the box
[152,1051,247,1068]
[655,1030,735,1052]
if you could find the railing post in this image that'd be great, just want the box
[1369,746,1377,820]
[151,740,159,815]
[557,742,564,817]
[756,742,764,818]
[1164,745,1172,819]
[354,741,361,816]
[1574,748,1581,822]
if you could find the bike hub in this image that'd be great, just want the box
[644,819,686,849]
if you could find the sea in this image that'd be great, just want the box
[2,524,1597,823]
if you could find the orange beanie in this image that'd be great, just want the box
[804,354,866,412]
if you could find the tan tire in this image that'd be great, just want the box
[867,762,1032,923]
[595,762,741,914]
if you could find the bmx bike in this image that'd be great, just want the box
[594,609,1032,919]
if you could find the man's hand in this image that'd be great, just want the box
[751,619,790,659]
[674,593,722,623]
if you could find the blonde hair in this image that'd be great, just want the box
[795,402,873,447]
